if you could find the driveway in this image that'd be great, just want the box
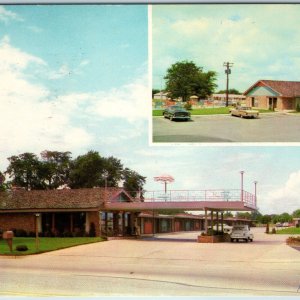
[0,227,299,296]
[152,113,300,143]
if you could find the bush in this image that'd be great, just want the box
[296,224,299,228]
[271,228,276,234]
[63,231,74,237]
[27,231,36,237]
[296,103,300,112]
[16,245,28,252]
[184,102,192,110]
[14,229,27,237]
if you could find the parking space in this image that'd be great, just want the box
[152,113,300,143]
[0,227,299,296]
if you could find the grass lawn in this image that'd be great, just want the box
[276,227,300,234]
[152,107,272,116]
[0,237,103,255]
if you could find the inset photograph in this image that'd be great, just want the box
[152,4,300,143]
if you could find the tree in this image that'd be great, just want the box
[152,89,160,98]
[0,171,6,191]
[164,60,217,101]
[217,88,241,95]
[103,156,124,187]
[69,151,106,188]
[39,150,72,189]
[292,209,300,218]
[122,168,146,197]
[5,153,42,190]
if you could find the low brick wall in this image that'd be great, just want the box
[197,235,224,243]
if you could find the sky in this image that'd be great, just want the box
[0,5,300,215]
[152,4,300,93]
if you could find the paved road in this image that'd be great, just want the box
[152,113,300,143]
[0,228,299,296]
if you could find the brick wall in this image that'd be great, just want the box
[87,211,101,237]
[0,213,35,232]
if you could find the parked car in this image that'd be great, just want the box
[230,225,254,242]
[163,105,191,121]
[275,222,283,227]
[230,106,259,118]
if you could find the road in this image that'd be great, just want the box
[0,228,299,296]
[152,113,300,143]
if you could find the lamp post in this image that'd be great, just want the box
[240,171,244,202]
[254,181,258,208]
[35,213,40,251]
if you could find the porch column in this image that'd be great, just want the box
[85,212,90,233]
[221,212,224,232]
[113,212,119,236]
[204,208,208,234]
[122,212,126,235]
[70,213,74,233]
[105,212,108,235]
[211,210,214,235]
[51,213,55,233]
[216,211,219,233]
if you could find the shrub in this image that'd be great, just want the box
[14,229,27,237]
[63,231,74,237]
[296,103,300,112]
[184,102,192,110]
[271,228,276,234]
[27,231,36,237]
[16,245,28,252]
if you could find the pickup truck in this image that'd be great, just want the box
[230,225,254,242]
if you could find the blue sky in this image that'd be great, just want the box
[152,4,300,93]
[0,5,300,215]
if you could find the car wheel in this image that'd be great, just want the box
[245,239,248,243]
[231,238,234,242]
[250,239,253,242]
[170,116,173,121]
[163,113,167,118]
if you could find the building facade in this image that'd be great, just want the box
[244,80,300,111]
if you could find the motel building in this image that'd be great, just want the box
[0,187,256,238]
[244,79,300,111]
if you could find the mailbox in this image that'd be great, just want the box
[3,231,14,239]
[3,230,14,252]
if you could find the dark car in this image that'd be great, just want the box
[163,105,191,121]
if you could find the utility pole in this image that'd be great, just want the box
[223,62,234,107]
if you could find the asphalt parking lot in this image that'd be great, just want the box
[0,227,299,296]
[152,113,300,143]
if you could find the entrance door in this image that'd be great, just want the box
[269,97,277,110]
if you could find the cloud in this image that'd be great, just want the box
[0,36,93,169]
[260,171,300,214]
[86,75,149,123]
[49,60,90,80]
[152,5,300,91]
[0,6,23,23]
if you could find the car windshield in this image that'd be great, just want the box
[171,106,183,110]
[240,107,251,110]
[233,226,246,231]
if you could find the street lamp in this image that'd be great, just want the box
[240,171,244,202]
[254,181,258,208]
[35,213,40,251]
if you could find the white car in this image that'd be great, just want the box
[230,106,259,118]
[230,225,254,242]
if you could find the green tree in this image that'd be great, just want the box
[39,150,72,189]
[152,89,160,98]
[292,209,300,218]
[5,153,42,190]
[69,151,106,188]
[164,60,217,101]
[103,156,124,187]
[122,168,146,197]
[0,171,6,191]
[216,88,241,95]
